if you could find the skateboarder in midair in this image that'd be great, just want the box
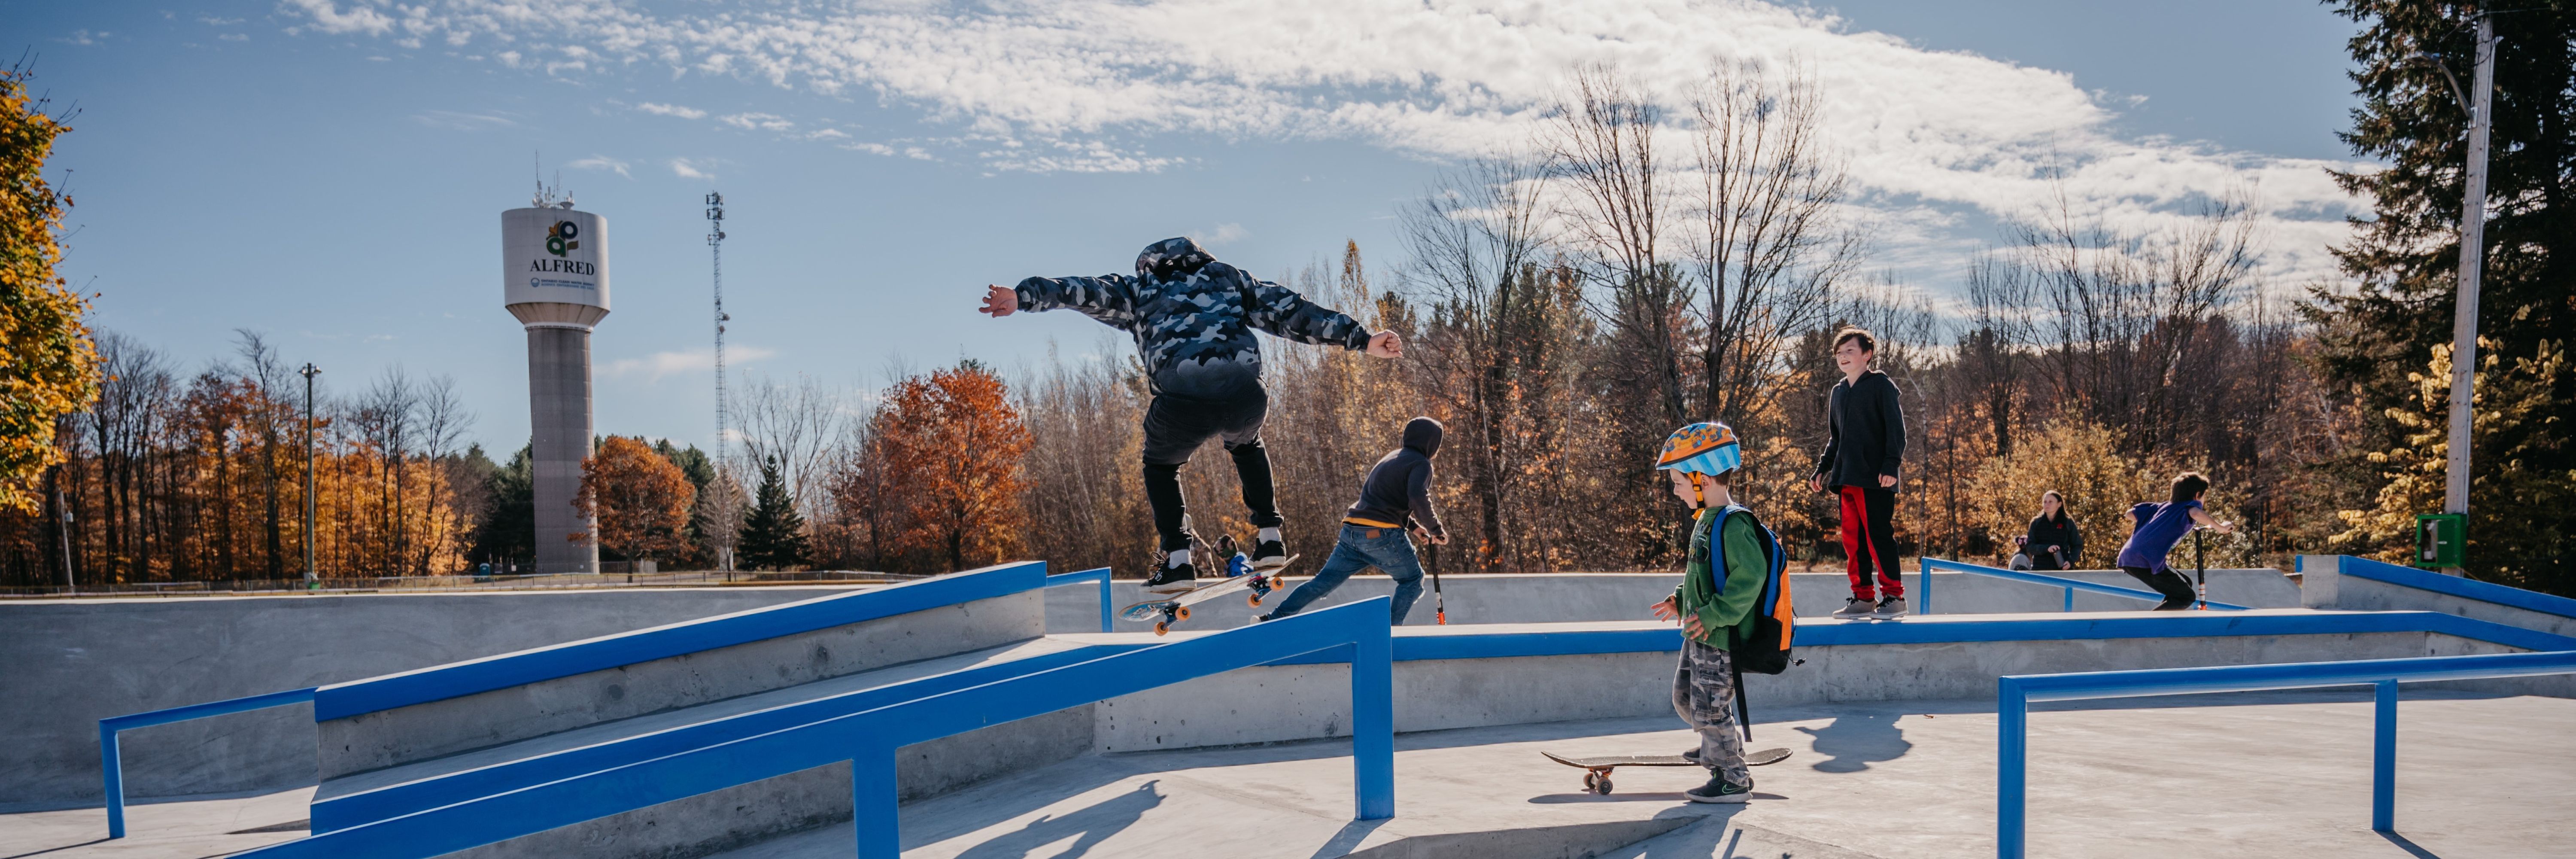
[1648,422,1764,803]
[979,237,1402,591]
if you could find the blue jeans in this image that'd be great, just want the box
[1267,524,1425,624]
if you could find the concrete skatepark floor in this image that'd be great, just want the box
[4,691,2566,859]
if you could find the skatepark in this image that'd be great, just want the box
[2,555,2571,859]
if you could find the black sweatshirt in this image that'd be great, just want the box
[1345,417,1446,539]
[2023,514,2084,565]
[1813,370,1906,491]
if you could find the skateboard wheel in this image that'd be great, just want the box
[1594,777,1613,795]
[1581,771,1598,792]
[1175,605,1191,621]
[1153,621,1170,636]
[1247,594,1262,607]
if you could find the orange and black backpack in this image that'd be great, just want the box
[1710,504,1796,674]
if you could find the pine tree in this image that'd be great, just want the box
[2309,2,2575,593]
[738,455,808,571]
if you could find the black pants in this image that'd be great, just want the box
[1140,387,1281,552]
[2121,566,2197,611]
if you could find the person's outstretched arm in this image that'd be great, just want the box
[978,274,1146,328]
[1232,269,1388,352]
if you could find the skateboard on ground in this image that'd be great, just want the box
[1540,747,1792,795]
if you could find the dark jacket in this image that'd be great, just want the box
[1813,370,1906,491]
[1013,238,1375,397]
[2023,513,2084,567]
[1345,417,1446,539]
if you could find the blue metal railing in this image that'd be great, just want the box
[1920,558,2248,615]
[1996,649,2576,858]
[1045,567,1115,632]
[235,597,1397,859]
[99,687,318,838]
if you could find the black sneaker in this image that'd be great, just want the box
[1145,561,1198,593]
[1250,539,1290,570]
[1684,775,1752,804]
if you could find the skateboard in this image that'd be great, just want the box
[1118,559,1297,635]
[1540,747,1793,795]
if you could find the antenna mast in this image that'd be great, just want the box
[705,191,729,468]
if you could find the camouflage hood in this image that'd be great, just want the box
[1012,238,1376,397]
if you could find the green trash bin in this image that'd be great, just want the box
[2414,513,2465,569]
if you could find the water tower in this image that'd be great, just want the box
[501,191,608,574]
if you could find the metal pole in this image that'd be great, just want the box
[301,363,321,583]
[2439,15,2495,575]
[1997,677,2027,859]
[55,484,75,594]
[2372,679,2398,831]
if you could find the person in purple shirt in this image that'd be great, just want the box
[2114,472,2236,610]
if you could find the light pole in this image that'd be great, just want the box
[300,362,321,584]
[2422,15,2496,576]
[55,483,74,595]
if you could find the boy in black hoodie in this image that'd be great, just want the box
[1810,327,1908,620]
[1260,417,1449,624]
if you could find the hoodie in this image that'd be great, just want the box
[1343,417,1446,539]
[1013,237,1377,398]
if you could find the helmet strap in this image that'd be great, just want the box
[1689,472,1707,509]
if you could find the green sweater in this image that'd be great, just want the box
[1675,508,1768,649]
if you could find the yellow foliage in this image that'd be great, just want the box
[1966,417,2263,569]
[0,67,100,512]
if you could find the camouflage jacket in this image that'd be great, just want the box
[1012,237,1376,397]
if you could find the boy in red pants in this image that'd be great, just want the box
[1809,328,1908,619]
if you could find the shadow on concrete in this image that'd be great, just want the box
[1304,818,1390,859]
[949,780,1163,859]
[2378,831,2443,859]
[1527,792,1787,804]
[1795,713,1911,773]
[0,838,108,859]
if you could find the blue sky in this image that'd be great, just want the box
[18,0,2367,454]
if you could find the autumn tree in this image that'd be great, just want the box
[1,64,100,512]
[870,362,1032,572]
[573,436,694,565]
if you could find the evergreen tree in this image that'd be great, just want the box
[468,445,535,569]
[2310,1,2574,593]
[738,455,808,570]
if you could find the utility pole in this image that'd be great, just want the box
[55,483,75,595]
[2438,14,2496,576]
[301,362,322,584]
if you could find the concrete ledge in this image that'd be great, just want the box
[316,589,1044,780]
[0,586,870,804]
[2301,554,2576,638]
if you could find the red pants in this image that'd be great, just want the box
[1840,485,1902,600]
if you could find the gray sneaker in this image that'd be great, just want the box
[1832,597,1875,619]
[1872,596,1908,620]
[1684,775,1753,804]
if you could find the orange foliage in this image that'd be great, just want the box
[869,364,1032,571]
[574,436,694,562]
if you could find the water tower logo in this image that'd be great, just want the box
[545,220,582,257]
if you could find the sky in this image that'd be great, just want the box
[14,0,2371,455]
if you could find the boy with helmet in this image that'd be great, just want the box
[978,237,1403,591]
[1647,421,1767,803]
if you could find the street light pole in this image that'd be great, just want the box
[2439,15,2496,576]
[55,483,75,595]
[300,362,321,583]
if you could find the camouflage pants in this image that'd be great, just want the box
[1671,639,1751,787]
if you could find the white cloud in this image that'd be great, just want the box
[669,158,716,180]
[605,346,778,382]
[219,33,250,42]
[636,101,708,120]
[283,0,2369,283]
[567,155,632,179]
[720,112,795,131]
[1199,222,1249,246]
[199,16,246,25]
[412,110,515,131]
[57,29,110,46]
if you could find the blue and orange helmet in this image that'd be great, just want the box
[1655,422,1742,477]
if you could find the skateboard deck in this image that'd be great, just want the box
[1541,747,1793,795]
[1119,555,1299,636]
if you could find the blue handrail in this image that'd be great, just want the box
[1045,567,1115,632]
[1996,649,2576,858]
[234,597,1398,859]
[1920,557,2248,614]
[99,687,318,838]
